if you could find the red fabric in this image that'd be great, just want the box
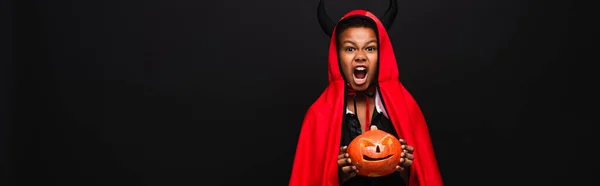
[289,10,443,186]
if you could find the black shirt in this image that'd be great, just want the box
[339,105,406,186]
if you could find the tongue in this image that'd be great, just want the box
[354,71,366,79]
[353,71,368,85]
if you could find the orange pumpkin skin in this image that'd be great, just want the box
[347,129,402,177]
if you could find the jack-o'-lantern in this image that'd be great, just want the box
[347,129,402,177]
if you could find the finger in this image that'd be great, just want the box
[399,139,407,145]
[338,153,349,160]
[339,146,347,154]
[342,165,358,174]
[370,125,378,131]
[338,158,352,166]
[405,153,414,161]
[341,166,354,174]
[402,158,413,167]
[396,165,404,172]
[404,145,414,153]
[338,158,350,166]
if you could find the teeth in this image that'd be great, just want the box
[355,67,366,71]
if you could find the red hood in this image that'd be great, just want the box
[289,10,443,186]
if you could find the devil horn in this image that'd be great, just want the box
[317,0,335,37]
[380,0,398,30]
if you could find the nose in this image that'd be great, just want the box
[376,145,380,153]
[354,52,367,63]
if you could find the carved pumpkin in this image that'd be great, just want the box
[347,129,402,177]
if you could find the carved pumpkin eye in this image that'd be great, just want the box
[380,135,394,146]
[360,139,376,147]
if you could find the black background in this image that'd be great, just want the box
[2,0,593,185]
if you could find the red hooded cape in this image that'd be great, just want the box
[289,10,443,186]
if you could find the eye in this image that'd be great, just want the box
[344,47,356,52]
[366,46,377,52]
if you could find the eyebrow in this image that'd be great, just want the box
[342,40,378,45]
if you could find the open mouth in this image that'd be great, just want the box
[363,154,394,161]
[353,66,368,85]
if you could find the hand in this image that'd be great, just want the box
[338,146,357,181]
[395,139,414,172]
[338,125,378,181]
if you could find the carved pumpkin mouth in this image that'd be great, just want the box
[363,154,394,161]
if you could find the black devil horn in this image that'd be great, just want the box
[380,0,398,30]
[317,0,335,37]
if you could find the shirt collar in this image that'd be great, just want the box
[346,88,386,117]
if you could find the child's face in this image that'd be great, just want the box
[338,27,378,91]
